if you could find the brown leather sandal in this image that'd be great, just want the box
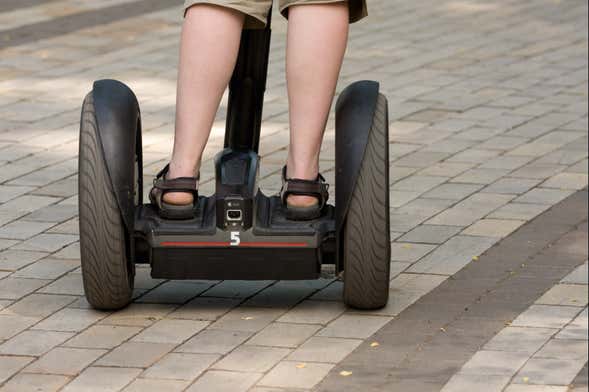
[149,164,199,220]
[280,166,329,221]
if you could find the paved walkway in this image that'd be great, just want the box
[0,0,587,391]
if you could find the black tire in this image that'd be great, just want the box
[343,93,390,309]
[79,93,134,310]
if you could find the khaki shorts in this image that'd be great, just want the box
[184,0,367,29]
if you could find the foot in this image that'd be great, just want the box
[162,162,197,206]
[285,166,320,208]
[280,166,329,221]
[287,194,319,208]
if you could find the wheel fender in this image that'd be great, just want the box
[91,79,141,231]
[335,80,380,235]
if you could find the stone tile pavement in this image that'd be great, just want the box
[0,0,587,391]
[442,263,588,392]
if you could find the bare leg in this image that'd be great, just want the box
[286,2,349,207]
[165,5,244,205]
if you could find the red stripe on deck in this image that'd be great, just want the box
[160,241,230,247]
[160,241,308,248]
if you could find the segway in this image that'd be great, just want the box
[78,13,390,311]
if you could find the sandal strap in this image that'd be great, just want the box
[149,163,200,209]
[153,177,199,193]
[280,166,329,208]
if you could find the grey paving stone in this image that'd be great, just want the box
[423,183,483,200]
[479,155,534,170]
[398,224,462,244]
[51,242,80,259]
[317,315,391,339]
[136,281,213,304]
[24,347,107,376]
[122,378,190,392]
[561,262,588,285]
[459,350,530,376]
[0,220,54,240]
[390,190,422,208]
[483,178,542,195]
[556,308,588,340]
[390,242,436,262]
[0,373,70,392]
[391,175,448,192]
[209,307,285,333]
[95,342,175,368]
[1,293,75,318]
[258,361,335,389]
[462,219,525,238]
[176,329,252,355]
[0,238,18,251]
[441,374,511,392]
[277,300,346,325]
[535,284,588,307]
[452,168,510,185]
[488,203,550,221]
[515,188,574,205]
[484,327,557,355]
[46,217,78,235]
[394,151,449,168]
[32,307,105,332]
[515,358,586,385]
[168,297,240,321]
[504,385,569,392]
[24,203,77,223]
[64,325,142,349]
[37,273,84,296]
[131,319,209,344]
[0,277,50,300]
[0,314,40,340]
[201,280,272,299]
[427,193,513,226]
[141,352,219,380]
[0,249,47,270]
[61,367,142,392]
[12,233,77,253]
[447,149,501,164]
[99,303,176,327]
[12,258,78,279]
[511,305,582,329]
[0,185,34,204]
[511,163,567,180]
[478,135,529,151]
[212,345,290,373]
[243,280,330,308]
[288,337,362,363]
[185,370,261,392]
[247,322,320,348]
[534,338,588,361]
[408,236,497,275]
[309,281,342,301]
[419,162,474,177]
[542,172,588,190]
[0,355,34,384]
[0,330,74,356]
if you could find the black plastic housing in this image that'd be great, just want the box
[214,149,259,230]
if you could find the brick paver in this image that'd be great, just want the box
[0,0,587,390]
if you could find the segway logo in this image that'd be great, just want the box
[230,232,241,246]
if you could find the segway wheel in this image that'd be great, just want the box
[78,93,134,310]
[343,93,390,309]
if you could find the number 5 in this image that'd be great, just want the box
[230,232,241,246]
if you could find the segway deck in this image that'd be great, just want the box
[134,194,336,281]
